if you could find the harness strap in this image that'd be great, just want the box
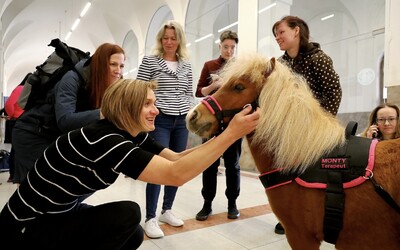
[201,95,259,134]
[345,121,358,138]
[201,96,226,131]
[323,171,344,244]
[370,176,400,214]
[259,169,297,190]
[337,121,358,156]
[201,96,221,115]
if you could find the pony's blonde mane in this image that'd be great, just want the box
[224,54,346,173]
[220,55,271,87]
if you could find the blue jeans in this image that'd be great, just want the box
[146,112,189,219]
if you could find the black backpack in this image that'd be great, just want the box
[15,39,90,139]
[18,38,90,111]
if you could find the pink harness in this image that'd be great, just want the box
[259,139,378,190]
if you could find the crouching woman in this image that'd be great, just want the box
[0,79,259,250]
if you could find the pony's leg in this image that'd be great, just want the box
[267,186,325,250]
[285,229,322,250]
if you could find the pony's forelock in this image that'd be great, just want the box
[220,54,269,89]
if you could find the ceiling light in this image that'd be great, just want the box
[64,2,90,42]
[258,3,277,14]
[71,18,81,31]
[321,14,334,21]
[195,33,213,43]
[217,21,238,33]
[80,2,92,17]
[65,31,72,41]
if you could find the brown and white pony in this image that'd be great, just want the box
[186,54,400,249]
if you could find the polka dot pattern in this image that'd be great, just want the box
[279,43,342,116]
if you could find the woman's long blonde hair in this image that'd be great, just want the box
[152,20,190,60]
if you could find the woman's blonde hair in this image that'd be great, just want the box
[101,79,157,133]
[152,20,190,60]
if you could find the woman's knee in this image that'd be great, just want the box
[113,201,141,225]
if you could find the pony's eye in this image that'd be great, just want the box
[234,84,245,92]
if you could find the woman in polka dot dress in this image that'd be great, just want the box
[271,15,343,235]
[272,15,342,116]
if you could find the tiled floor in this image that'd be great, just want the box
[0,142,335,250]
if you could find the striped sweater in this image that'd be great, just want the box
[0,119,164,233]
[137,55,194,115]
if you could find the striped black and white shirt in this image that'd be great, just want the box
[137,55,194,116]
[0,119,164,232]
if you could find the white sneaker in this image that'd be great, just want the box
[144,218,164,239]
[159,210,184,227]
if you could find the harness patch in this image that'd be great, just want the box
[295,136,376,189]
[321,158,348,169]
[259,122,378,190]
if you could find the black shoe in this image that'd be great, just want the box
[196,207,212,221]
[274,222,285,234]
[227,207,240,219]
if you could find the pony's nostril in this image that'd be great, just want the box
[190,110,198,121]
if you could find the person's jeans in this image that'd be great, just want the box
[146,112,189,219]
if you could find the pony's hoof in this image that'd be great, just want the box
[274,222,285,235]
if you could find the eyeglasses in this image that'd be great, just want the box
[376,117,398,124]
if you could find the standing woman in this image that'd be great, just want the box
[360,103,400,140]
[272,15,342,116]
[12,43,125,184]
[136,20,194,239]
[195,30,242,221]
[272,15,342,234]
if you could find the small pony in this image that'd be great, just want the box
[186,54,400,250]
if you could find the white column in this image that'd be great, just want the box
[237,0,258,54]
[384,0,400,86]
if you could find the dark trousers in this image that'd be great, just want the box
[201,138,242,204]
[8,146,15,180]
[12,126,54,183]
[1,201,144,250]
[5,119,16,180]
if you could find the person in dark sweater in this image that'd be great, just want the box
[195,30,243,221]
[0,79,260,250]
[272,15,342,234]
[12,43,125,184]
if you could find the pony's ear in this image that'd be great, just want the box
[270,57,276,69]
[263,57,276,79]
